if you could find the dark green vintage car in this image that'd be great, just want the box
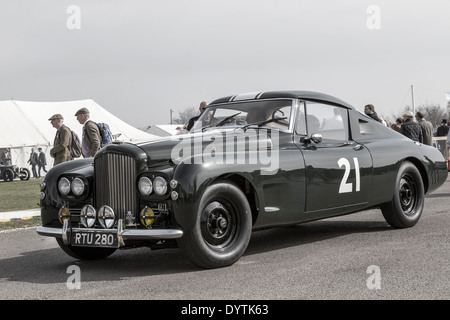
[37,91,448,268]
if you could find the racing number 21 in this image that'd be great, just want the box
[338,157,360,193]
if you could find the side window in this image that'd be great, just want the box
[295,101,307,135]
[305,102,349,141]
[350,110,396,140]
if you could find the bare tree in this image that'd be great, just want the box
[393,103,450,127]
[415,103,449,127]
[172,107,198,125]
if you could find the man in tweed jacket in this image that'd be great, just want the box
[49,114,73,165]
[75,107,101,157]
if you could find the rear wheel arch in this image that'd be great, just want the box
[404,157,428,193]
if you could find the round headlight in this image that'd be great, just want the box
[98,205,115,229]
[80,205,96,228]
[58,177,71,196]
[153,176,168,195]
[71,177,85,196]
[138,177,153,196]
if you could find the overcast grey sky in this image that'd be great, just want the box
[1,0,449,127]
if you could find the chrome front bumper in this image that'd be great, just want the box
[36,219,183,247]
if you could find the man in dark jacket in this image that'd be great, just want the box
[436,119,449,137]
[400,111,423,143]
[364,104,382,122]
[27,148,39,178]
[38,147,47,177]
[185,101,208,131]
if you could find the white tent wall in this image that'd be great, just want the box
[0,99,158,172]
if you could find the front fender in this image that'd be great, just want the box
[172,154,260,231]
[40,158,94,227]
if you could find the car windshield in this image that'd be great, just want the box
[191,99,293,132]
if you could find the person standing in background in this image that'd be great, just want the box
[1,148,12,165]
[75,107,101,158]
[400,111,423,143]
[38,147,47,177]
[27,148,39,178]
[185,101,208,131]
[49,114,72,165]
[391,118,403,132]
[364,104,382,122]
[436,119,449,137]
[415,111,434,146]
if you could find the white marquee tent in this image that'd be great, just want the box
[0,99,158,171]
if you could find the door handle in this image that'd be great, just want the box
[353,144,364,151]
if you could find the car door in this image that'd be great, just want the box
[295,101,373,219]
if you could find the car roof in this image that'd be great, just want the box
[209,90,355,110]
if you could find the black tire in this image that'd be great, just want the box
[177,181,252,269]
[2,168,14,182]
[19,168,30,181]
[381,162,424,228]
[56,238,117,260]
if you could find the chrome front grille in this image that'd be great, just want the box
[94,152,137,222]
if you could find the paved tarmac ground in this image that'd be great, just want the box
[0,176,449,302]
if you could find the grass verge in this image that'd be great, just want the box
[0,177,42,230]
[0,217,41,231]
[0,177,42,212]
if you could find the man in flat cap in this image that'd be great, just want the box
[49,114,72,165]
[400,111,423,143]
[75,107,101,157]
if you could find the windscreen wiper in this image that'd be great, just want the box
[241,117,288,131]
[201,112,242,131]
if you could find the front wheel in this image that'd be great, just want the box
[381,162,424,228]
[177,181,252,269]
[56,238,117,260]
[2,168,14,182]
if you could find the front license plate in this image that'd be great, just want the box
[71,230,119,248]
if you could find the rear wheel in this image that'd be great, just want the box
[177,181,252,268]
[381,162,424,228]
[19,168,30,181]
[56,238,117,260]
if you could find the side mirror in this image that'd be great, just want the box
[310,133,323,144]
[300,133,323,144]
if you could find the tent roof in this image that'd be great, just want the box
[0,99,158,148]
[0,100,48,148]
